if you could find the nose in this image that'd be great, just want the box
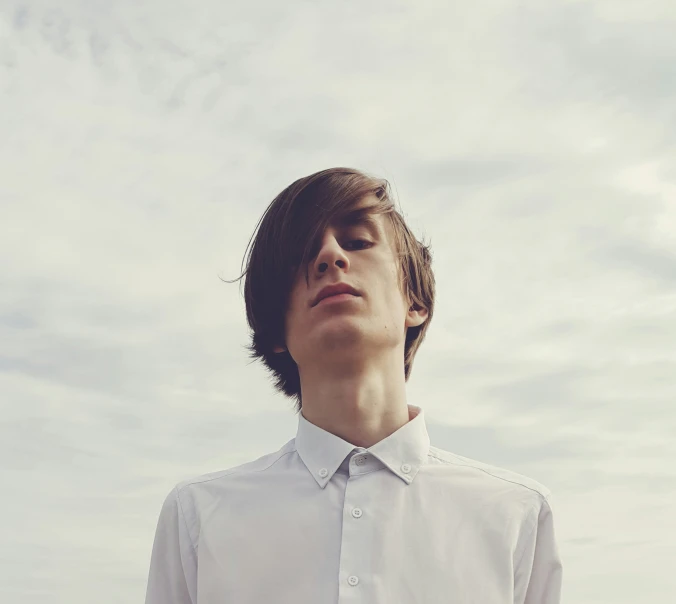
[312,231,350,275]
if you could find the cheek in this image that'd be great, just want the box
[386,264,406,298]
[285,290,304,331]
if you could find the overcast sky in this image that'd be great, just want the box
[1,0,675,602]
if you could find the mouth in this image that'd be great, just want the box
[315,292,359,306]
[312,284,361,307]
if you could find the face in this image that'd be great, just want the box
[273,195,428,371]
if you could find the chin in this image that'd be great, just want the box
[311,326,364,350]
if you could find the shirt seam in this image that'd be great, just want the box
[175,486,198,560]
[176,448,296,494]
[512,493,549,574]
[428,450,550,498]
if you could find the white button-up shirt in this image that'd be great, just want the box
[145,404,563,603]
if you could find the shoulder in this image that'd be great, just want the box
[427,445,552,506]
[156,440,295,549]
[171,438,295,502]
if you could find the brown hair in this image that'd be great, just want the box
[225,167,435,414]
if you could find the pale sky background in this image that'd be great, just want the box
[1,0,675,602]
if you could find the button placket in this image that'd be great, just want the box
[347,455,365,590]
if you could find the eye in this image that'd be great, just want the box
[346,240,372,250]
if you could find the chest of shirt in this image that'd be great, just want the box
[190,469,522,603]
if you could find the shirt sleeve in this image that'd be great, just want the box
[514,494,563,604]
[145,486,198,604]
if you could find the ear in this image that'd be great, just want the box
[272,344,287,353]
[405,304,429,329]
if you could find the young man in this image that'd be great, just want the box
[145,167,563,603]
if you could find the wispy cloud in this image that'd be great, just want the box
[1,0,675,602]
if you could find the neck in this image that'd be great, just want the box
[298,349,411,448]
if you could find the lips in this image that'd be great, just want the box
[312,283,361,307]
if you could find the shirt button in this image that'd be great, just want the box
[355,456,366,465]
[348,575,359,586]
[351,507,362,518]
[401,463,411,473]
[318,468,328,478]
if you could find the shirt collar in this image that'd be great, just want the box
[294,404,430,488]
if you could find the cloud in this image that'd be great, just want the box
[598,239,676,286]
[1,0,675,602]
